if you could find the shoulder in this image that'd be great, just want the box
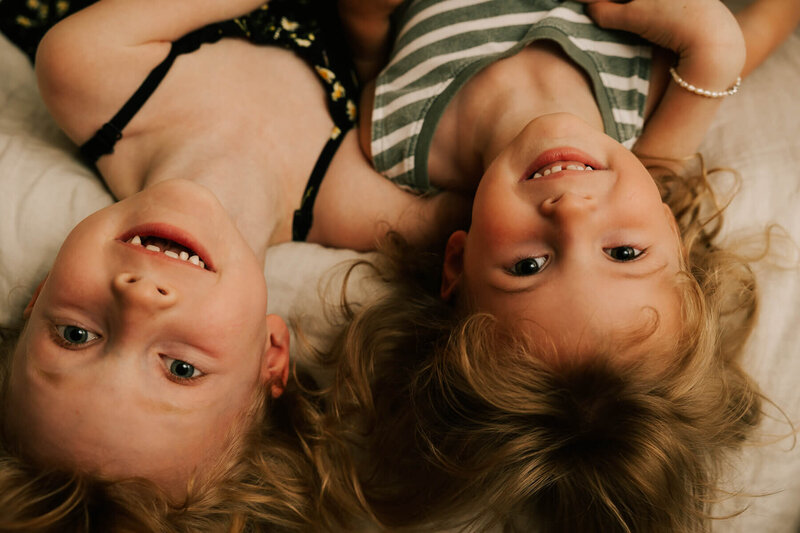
[35,7,169,145]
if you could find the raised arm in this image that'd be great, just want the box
[577,0,746,159]
[36,0,266,143]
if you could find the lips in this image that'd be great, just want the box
[118,224,215,272]
[521,147,604,181]
[527,160,594,180]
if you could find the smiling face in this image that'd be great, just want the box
[442,113,685,360]
[8,179,289,499]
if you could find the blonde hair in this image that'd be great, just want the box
[321,160,765,532]
[0,325,359,532]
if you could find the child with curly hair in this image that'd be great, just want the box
[0,0,396,528]
[317,0,800,530]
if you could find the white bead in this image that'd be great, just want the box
[669,67,740,99]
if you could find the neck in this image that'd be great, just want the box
[144,155,289,267]
[463,43,604,173]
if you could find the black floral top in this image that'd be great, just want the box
[0,0,360,241]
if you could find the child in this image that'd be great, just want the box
[319,0,800,531]
[0,0,387,528]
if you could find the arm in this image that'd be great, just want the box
[36,0,266,143]
[735,0,800,77]
[577,0,745,159]
[338,0,404,82]
[308,132,472,251]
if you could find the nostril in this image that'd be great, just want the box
[157,288,168,295]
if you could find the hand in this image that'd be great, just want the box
[575,0,741,52]
[575,0,745,88]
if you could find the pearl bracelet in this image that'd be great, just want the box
[669,67,741,98]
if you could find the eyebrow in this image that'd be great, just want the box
[140,395,195,415]
[614,260,669,279]
[35,341,197,415]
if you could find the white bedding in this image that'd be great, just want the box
[1,9,799,531]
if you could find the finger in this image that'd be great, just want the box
[584,1,645,33]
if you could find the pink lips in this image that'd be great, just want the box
[118,223,215,272]
[521,147,604,181]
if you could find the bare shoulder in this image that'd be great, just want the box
[35,11,168,145]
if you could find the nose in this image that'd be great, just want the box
[112,272,178,311]
[538,192,596,221]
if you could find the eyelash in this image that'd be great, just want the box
[160,356,206,385]
[508,255,548,276]
[508,245,647,276]
[50,324,101,350]
[604,245,647,262]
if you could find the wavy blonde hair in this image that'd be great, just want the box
[0,324,360,532]
[321,159,766,532]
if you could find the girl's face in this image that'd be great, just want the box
[443,113,684,359]
[9,180,289,498]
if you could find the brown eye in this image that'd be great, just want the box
[605,246,644,261]
[510,256,547,276]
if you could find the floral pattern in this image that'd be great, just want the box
[0,0,359,136]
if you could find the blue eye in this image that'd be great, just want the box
[162,356,204,381]
[509,256,547,276]
[604,246,645,262]
[55,325,100,346]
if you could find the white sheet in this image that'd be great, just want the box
[1,12,799,531]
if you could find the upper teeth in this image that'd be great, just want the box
[127,235,206,269]
[530,162,593,179]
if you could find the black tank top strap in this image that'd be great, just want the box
[292,128,346,241]
[80,25,227,163]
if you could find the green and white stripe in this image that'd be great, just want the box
[371,0,651,192]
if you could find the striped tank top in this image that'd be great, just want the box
[370,0,652,192]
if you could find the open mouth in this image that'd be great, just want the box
[522,147,605,181]
[118,225,215,272]
[126,234,211,270]
[526,160,595,180]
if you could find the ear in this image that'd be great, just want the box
[440,230,467,301]
[261,314,290,398]
[23,276,48,320]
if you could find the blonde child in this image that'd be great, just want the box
[315,0,800,530]
[0,0,403,528]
